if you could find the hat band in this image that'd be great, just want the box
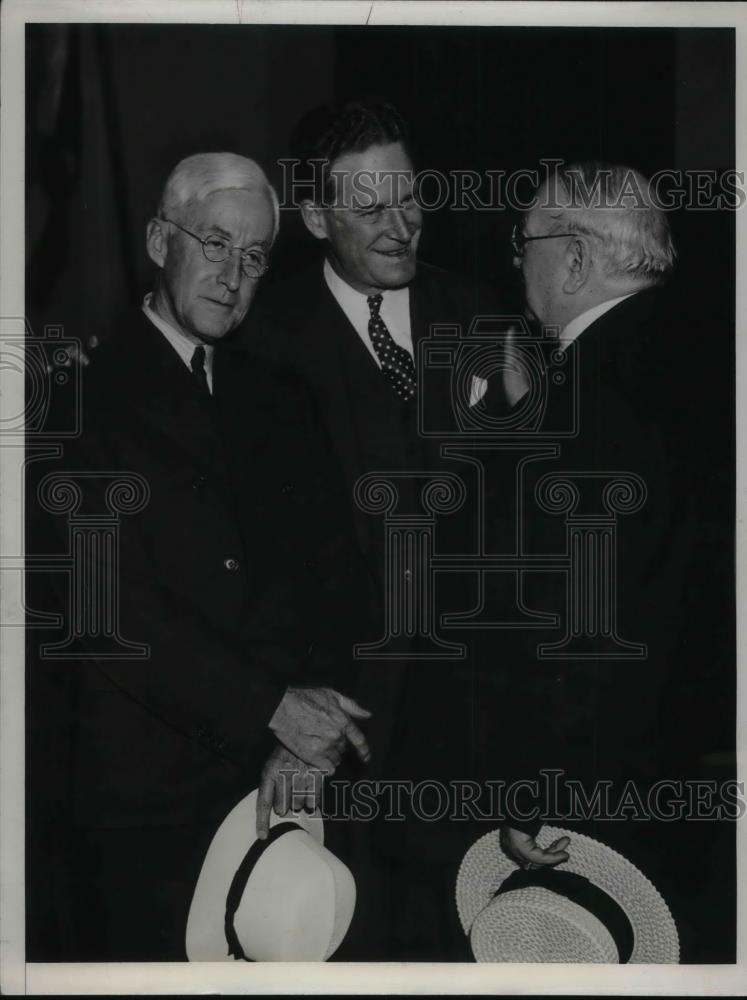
[224,820,303,960]
[495,868,634,962]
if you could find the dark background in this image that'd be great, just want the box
[26,25,734,337]
[25,23,736,962]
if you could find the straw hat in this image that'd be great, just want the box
[186,789,356,962]
[456,825,678,963]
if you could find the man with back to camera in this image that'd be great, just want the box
[481,162,708,948]
[27,152,373,960]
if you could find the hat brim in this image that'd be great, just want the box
[186,789,325,961]
[456,825,679,963]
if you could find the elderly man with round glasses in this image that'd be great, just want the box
[29,152,371,960]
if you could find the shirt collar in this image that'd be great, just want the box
[560,292,637,349]
[323,258,409,312]
[142,292,214,388]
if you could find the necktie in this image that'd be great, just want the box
[190,345,210,396]
[366,294,417,402]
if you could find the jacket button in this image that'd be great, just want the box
[404,569,413,580]
[281,483,295,496]
[304,558,316,571]
[223,557,240,571]
[192,475,207,490]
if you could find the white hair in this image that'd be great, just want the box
[542,161,676,283]
[157,152,280,243]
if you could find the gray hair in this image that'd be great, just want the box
[157,152,280,243]
[542,161,676,283]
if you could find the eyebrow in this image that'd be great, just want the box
[202,226,270,250]
[350,193,414,213]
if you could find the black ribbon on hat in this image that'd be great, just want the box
[224,820,303,961]
[494,868,634,963]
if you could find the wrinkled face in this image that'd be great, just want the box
[515,202,569,329]
[155,188,274,343]
[321,141,422,294]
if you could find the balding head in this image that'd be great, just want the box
[516,161,676,329]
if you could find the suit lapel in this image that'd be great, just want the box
[302,280,373,495]
[116,311,224,467]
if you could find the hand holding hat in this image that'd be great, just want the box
[500,824,570,870]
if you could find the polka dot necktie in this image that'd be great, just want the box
[366,294,417,402]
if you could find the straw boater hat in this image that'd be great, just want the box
[456,825,679,963]
[186,789,356,962]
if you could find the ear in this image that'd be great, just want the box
[146,217,169,269]
[561,236,592,294]
[300,200,329,241]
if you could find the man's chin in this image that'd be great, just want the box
[191,307,246,342]
[371,255,417,289]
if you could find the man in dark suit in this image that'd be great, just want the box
[27,152,373,960]
[487,161,732,958]
[243,101,503,960]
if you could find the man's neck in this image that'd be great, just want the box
[555,280,653,332]
[147,287,202,346]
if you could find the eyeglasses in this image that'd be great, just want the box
[511,224,576,258]
[161,218,270,279]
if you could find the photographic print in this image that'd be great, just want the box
[1,1,744,994]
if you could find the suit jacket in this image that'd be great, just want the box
[35,309,367,829]
[239,263,502,773]
[233,261,508,877]
[244,261,501,551]
[477,287,699,836]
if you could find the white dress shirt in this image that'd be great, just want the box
[323,258,413,366]
[142,293,215,394]
[322,259,489,406]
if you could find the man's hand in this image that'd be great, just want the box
[502,325,531,407]
[256,742,328,839]
[500,825,571,869]
[269,686,371,770]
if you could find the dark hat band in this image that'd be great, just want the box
[494,868,634,963]
[224,821,303,961]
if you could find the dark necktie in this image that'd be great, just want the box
[366,294,417,402]
[190,344,210,396]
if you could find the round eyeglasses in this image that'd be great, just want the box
[161,217,270,279]
[511,224,576,258]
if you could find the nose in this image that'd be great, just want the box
[218,249,243,292]
[385,208,414,241]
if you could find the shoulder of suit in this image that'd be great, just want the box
[84,310,151,395]
[414,259,505,315]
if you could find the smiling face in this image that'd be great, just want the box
[148,187,274,344]
[313,141,422,294]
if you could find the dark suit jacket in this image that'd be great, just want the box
[470,289,714,906]
[37,309,367,830]
[240,263,502,780]
[244,261,501,550]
